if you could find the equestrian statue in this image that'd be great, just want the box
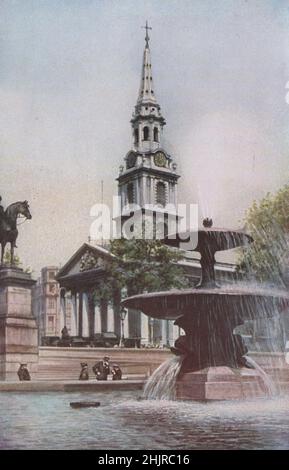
[0,195,32,266]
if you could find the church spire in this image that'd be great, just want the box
[131,22,165,153]
[138,21,157,105]
[117,24,180,238]
[143,20,151,49]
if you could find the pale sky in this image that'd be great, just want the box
[1,0,289,274]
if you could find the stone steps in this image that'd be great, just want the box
[36,373,147,381]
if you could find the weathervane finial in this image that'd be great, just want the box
[142,21,152,48]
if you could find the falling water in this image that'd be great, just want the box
[244,355,277,397]
[143,356,184,400]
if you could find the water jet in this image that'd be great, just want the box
[122,220,289,400]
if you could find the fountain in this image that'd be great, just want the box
[122,220,289,400]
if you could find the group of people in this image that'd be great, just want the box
[79,356,122,381]
[16,357,123,382]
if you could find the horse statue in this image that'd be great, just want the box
[0,196,32,266]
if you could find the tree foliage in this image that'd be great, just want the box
[3,251,32,273]
[91,238,189,304]
[3,251,21,266]
[238,184,289,285]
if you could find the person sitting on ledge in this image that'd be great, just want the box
[92,356,110,381]
[61,325,70,340]
[79,362,89,380]
[111,363,122,381]
[17,364,31,381]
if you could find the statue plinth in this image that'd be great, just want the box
[0,266,38,381]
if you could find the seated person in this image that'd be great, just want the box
[61,325,70,340]
[111,363,122,381]
[92,356,110,381]
[17,364,31,381]
[79,362,89,380]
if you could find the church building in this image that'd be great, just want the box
[33,25,239,347]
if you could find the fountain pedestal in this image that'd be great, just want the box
[0,267,38,381]
[176,366,268,400]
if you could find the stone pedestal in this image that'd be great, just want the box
[176,366,269,400]
[0,267,38,381]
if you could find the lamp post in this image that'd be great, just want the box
[119,307,127,348]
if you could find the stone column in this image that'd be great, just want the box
[146,176,151,204]
[150,177,156,204]
[100,300,108,333]
[70,292,78,336]
[141,313,149,346]
[94,303,102,334]
[124,312,129,339]
[135,178,140,206]
[82,293,89,338]
[78,292,83,337]
[88,292,95,338]
[174,183,178,205]
[107,304,114,332]
[128,309,141,340]
[113,305,121,338]
[0,267,38,381]
[153,319,162,346]
[167,320,174,347]
[161,319,167,347]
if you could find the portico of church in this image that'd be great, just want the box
[56,243,121,340]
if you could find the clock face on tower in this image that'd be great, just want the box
[154,151,167,168]
[126,152,137,169]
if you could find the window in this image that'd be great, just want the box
[156,182,166,207]
[153,127,159,142]
[49,284,56,294]
[127,183,134,204]
[47,315,54,333]
[49,271,55,280]
[48,298,55,310]
[143,126,149,141]
[134,128,139,144]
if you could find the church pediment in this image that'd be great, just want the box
[56,243,114,279]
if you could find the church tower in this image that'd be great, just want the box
[116,22,180,238]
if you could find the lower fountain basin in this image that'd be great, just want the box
[122,286,289,321]
[123,286,289,374]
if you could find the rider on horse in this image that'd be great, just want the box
[0,196,32,265]
[0,196,4,220]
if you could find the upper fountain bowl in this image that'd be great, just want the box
[164,219,253,254]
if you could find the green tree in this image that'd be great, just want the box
[3,251,21,266]
[3,251,32,274]
[90,238,189,304]
[238,184,289,285]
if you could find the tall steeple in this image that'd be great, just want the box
[137,21,156,106]
[131,22,165,153]
[117,23,179,238]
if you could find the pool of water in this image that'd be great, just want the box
[1,391,289,449]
